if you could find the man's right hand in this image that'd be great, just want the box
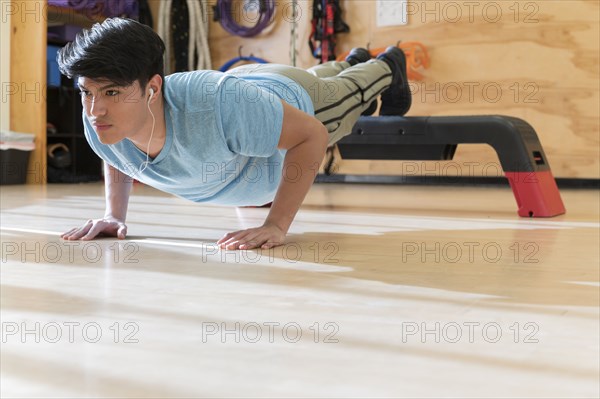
[62,163,133,241]
[61,217,127,241]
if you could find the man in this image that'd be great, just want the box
[58,18,411,250]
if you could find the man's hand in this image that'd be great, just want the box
[61,217,127,241]
[62,163,132,241]
[217,223,286,250]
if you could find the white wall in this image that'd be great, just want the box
[0,0,10,130]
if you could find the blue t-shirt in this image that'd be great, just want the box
[83,70,314,206]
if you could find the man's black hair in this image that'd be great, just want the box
[57,18,165,91]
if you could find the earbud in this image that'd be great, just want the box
[148,88,154,99]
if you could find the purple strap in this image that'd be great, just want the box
[48,0,139,18]
[217,0,276,37]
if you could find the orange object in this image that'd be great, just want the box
[337,41,430,81]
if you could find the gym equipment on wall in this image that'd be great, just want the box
[213,0,276,37]
[218,46,269,72]
[309,0,350,63]
[48,0,139,18]
[158,0,212,73]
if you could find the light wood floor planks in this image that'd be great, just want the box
[1,182,598,397]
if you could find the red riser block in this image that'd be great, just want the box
[505,171,566,217]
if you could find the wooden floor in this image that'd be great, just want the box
[1,182,598,398]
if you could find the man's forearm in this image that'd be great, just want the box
[265,128,328,233]
[104,163,133,221]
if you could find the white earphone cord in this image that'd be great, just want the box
[139,91,156,173]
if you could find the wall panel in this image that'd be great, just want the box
[148,0,599,178]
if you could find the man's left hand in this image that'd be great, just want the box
[217,223,286,250]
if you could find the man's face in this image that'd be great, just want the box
[78,77,148,145]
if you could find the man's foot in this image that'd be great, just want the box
[376,46,412,116]
[345,47,371,66]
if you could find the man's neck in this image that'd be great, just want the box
[130,96,167,158]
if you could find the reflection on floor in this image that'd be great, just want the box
[1,182,599,398]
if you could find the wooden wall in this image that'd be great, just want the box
[133,1,600,179]
[1,0,10,132]
[9,0,47,184]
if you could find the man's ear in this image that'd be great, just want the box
[147,74,163,97]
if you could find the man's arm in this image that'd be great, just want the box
[103,163,133,224]
[217,100,329,250]
[61,163,133,240]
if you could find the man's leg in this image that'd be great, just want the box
[227,60,393,145]
[315,60,393,144]
[306,60,351,78]
[307,47,372,78]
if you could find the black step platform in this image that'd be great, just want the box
[336,115,566,217]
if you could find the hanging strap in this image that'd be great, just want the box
[308,0,350,63]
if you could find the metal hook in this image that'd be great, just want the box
[238,45,255,59]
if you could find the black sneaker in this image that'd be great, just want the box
[376,46,412,116]
[345,47,371,66]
